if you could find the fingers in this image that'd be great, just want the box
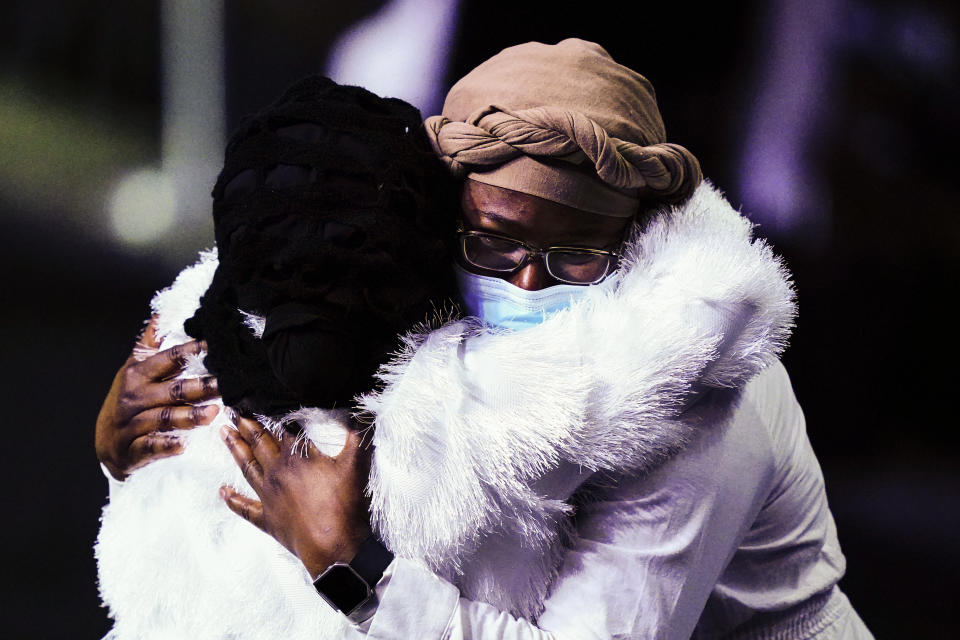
[219,486,265,530]
[126,432,185,471]
[127,317,162,366]
[130,404,219,437]
[236,416,281,459]
[138,316,161,350]
[135,375,219,412]
[220,425,265,491]
[136,339,207,381]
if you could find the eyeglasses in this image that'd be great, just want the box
[456,226,621,285]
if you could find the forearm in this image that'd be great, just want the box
[362,559,558,640]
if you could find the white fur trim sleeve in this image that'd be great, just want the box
[96,249,355,640]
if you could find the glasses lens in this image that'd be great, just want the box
[462,234,527,271]
[547,251,612,284]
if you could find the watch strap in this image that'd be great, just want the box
[349,534,394,588]
[311,535,394,622]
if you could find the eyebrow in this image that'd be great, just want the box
[466,206,625,249]
[474,209,518,226]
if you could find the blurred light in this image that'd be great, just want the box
[161,0,224,184]
[0,77,154,237]
[325,0,460,116]
[108,168,177,246]
[153,0,224,262]
[737,0,840,245]
[101,0,224,261]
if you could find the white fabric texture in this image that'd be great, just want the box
[94,181,871,639]
[361,363,873,640]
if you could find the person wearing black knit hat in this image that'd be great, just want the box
[185,75,457,416]
[94,77,457,639]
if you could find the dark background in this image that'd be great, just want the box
[2,0,958,637]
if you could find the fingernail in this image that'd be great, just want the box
[219,486,228,499]
[203,404,220,418]
[219,425,231,441]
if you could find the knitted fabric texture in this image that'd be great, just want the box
[425,39,702,211]
[184,76,457,416]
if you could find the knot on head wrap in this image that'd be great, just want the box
[426,38,702,213]
[184,76,457,416]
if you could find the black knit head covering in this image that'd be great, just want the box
[185,76,457,417]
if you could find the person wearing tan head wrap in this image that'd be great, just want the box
[426,38,703,216]
[331,39,872,640]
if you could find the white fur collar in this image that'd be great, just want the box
[361,180,795,617]
[96,181,795,635]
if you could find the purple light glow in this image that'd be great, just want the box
[738,0,956,245]
[325,0,461,117]
[738,0,841,243]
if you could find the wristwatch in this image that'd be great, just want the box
[313,535,394,621]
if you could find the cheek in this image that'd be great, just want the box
[506,262,558,291]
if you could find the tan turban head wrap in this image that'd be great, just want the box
[426,39,702,216]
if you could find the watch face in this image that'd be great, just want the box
[314,564,371,614]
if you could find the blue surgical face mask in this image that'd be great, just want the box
[454,264,620,331]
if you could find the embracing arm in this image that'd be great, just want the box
[218,416,373,578]
[217,416,563,640]
[97,251,224,481]
[219,383,774,640]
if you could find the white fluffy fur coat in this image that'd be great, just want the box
[96,181,796,638]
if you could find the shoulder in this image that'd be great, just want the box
[739,360,806,444]
[746,359,796,401]
[639,363,796,496]
[590,366,790,507]
[680,361,797,453]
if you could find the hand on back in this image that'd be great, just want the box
[219,417,373,578]
[95,317,220,481]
